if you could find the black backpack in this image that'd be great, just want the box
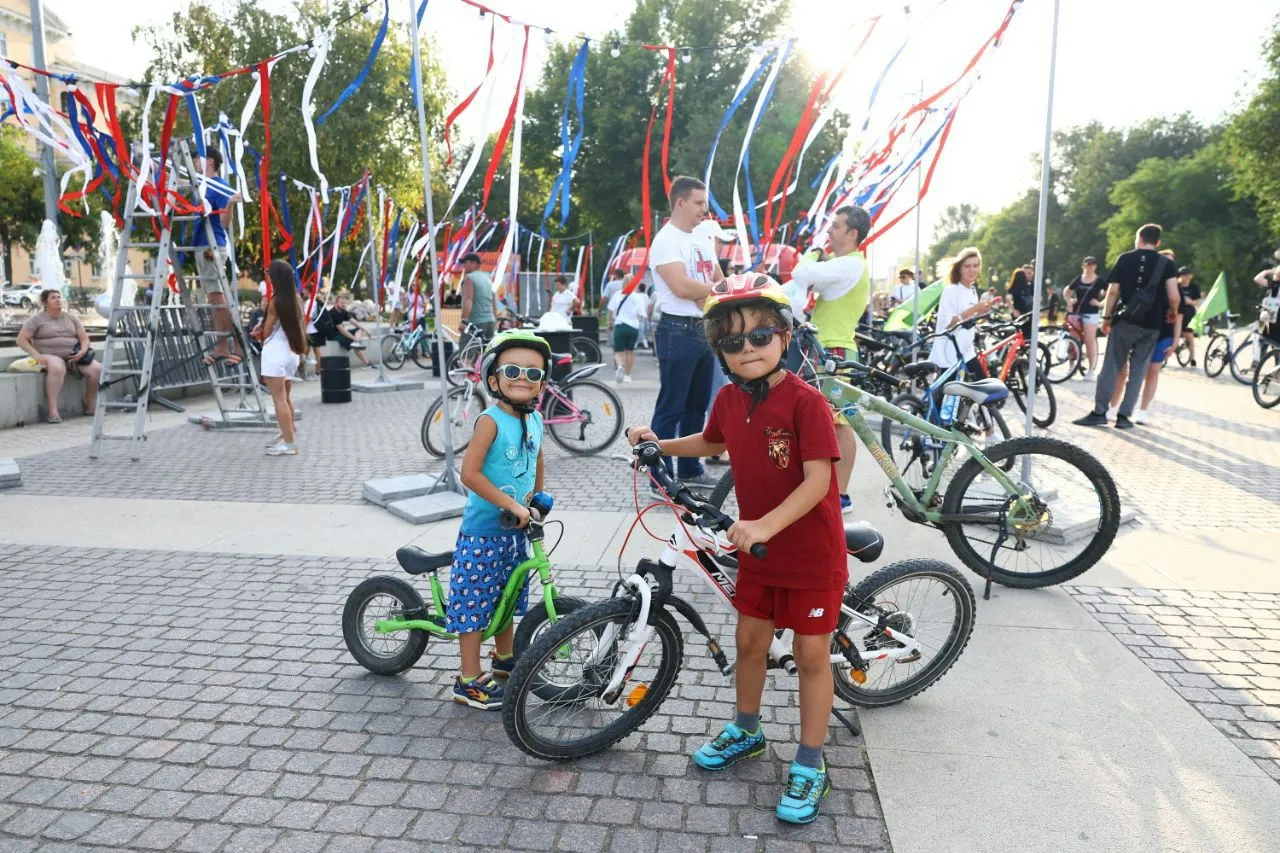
[1116,254,1170,324]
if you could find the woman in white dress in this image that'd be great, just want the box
[928,247,1001,374]
[260,260,308,456]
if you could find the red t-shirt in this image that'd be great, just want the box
[703,372,848,590]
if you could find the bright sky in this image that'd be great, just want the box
[53,0,1277,279]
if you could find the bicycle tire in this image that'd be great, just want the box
[421,385,487,457]
[570,337,602,365]
[1203,334,1229,378]
[940,436,1121,588]
[1010,361,1056,428]
[833,558,976,707]
[445,350,466,387]
[409,337,433,370]
[342,576,430,676]
[503,597,684,761]
[1041,337,1080,385]
[545,380,624,455]
[512,595,589,656]
[1229,339,1260,385]
[1252,348,1280,409]
[708,469,735,510]
[1174,340,1192,367]
[381,336,406,370]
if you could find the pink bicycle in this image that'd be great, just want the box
[421,353,624,456]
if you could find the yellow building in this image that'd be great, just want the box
[0,0,149,291]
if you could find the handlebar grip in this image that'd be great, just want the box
[499,509,520,530]
[750,543,768,559]
[871,367,903,387]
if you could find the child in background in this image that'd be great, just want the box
[449,330,551,709]
[626,273,847,824]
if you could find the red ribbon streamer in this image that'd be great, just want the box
[481,26,531,211]
[862,107,960,249]
[620,48,677,296]
[257,61,275,292]
[442,20,497,166]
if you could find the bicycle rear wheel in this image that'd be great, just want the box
[940,436,1121,588]
[381,336,406,370]
[545,380,624,455]
[409,337,433,370]
[833,558,975,707]
[503,597,683,761]
[1174,340,1192,367]
[1230,339,1261,385]
[570,337,602,364]
[1252,348,1280,408]
[1203,334,1229,378]
[879,394,936,492]
[1010,360,1056,428]
[1041,336,1080,384]
[421,384,488,457]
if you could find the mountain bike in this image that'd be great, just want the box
[421,356,624,457]
[502,442,976,761]
[342,492,587,677]
[972,316,1057,427]
[380,320,433,371]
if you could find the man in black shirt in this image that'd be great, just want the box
[1176,266,1201,366]
[1073,223,1181,429]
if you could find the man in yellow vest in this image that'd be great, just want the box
[788,205,871,514]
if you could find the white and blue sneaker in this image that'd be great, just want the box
[775,760,831,824]
[839,494,853,515]
[691,722,766,771]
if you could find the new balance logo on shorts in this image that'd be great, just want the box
[808,608,824,618]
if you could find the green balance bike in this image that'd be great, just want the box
[342,492,586,676]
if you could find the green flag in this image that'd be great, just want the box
[1189,272,1228,336]
[884,279,944,332]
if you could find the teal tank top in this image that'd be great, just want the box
[460,405,543,535]
[466,271,496,324]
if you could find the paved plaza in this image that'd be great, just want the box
[1,347,1279,852]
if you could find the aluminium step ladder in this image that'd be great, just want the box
[90,140,271,460]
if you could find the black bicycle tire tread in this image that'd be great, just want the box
[834,558,976,707]
[880,393,926,465]
[708,469,735,510]
[1204,335,1228,378]
[940,436,1121,587]
[503,597,683,761]
[1041,337,1080,385]
[381,337,406,370]
[342,576,429,675]
[546,380,625,455]
[1253,349,1280,409]
[422,387,480,457]
[512,596,589,654]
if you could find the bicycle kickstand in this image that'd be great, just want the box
[985,504,1011,601]
[831,708,862,738]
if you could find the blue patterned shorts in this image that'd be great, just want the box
[446,531,530,634]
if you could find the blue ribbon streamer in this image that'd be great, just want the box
[738,43,790,263]
[317,0,390,126]
[539,40,589,232]
[705,56,772,219]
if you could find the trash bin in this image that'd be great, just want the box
[427,337,454,378]
[571,315,600,343]
[320,355,352,403]
[534,330,574,382]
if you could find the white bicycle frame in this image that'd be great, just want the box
[589,510,924,700]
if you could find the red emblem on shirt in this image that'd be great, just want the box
[763,427,793,470]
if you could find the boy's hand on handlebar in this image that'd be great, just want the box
[728,520,772,553]
[626,425,659,447]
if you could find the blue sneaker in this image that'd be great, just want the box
[691,722,766,771]
[776,760,831,824]
[453,674,503,710]
[839,494,853,515]
[490,651,515,679]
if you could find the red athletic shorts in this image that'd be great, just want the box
[733,575,843,635]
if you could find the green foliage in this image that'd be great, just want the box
[133,0,449,284]
[924,203,981,276]
[1226,16,1280,240]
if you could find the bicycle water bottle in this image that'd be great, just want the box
[940,394,960,426]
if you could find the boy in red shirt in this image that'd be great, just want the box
[626,273,846,825]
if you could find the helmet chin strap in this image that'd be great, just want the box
[717,353,784,420]
[489,382,538,416]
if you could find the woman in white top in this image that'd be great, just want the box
[549,275,580,317]
[928,247,1000,372]
[259,260,309,456]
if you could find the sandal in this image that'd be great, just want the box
[47,415,62,424]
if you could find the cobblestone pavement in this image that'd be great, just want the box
[1066,585,1280,782]
[0,545,890,853]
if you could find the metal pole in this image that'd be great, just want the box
[1023,0,1060,473]
[409,0,463,493]
[364,188,380,303]
[28,0,59,231]
[912,78,924,340]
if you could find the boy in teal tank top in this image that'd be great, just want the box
[450,331,551,710]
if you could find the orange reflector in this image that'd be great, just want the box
[626,684,648,707]
[604,403,614,417]
[850,669,867,685]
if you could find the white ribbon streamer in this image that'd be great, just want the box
[300,32,331,196]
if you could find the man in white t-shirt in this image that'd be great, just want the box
[646,176,724,486]
[607,285,648,383]
[890,268,920,307]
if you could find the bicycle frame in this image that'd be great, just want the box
[372,535,562,642]
[975,326,1023,382]
[591,505,924,700]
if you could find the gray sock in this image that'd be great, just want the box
[734,710,760,734]
[795,743,823,770]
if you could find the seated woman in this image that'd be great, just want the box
[15,289,103,423]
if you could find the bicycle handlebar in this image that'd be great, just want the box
[631,442,767,559]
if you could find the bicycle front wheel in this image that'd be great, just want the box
[381,336,406,370]
[834,558,976,707]
[570,336,602,364]
[1174,340,1192,367]
[545,380,624,455]
[940,436,1121,588]
[421,385,488,457]
[1010,361,1056,428]
[503,597,684,761]
[1041,336,1081,384]
[1204,334,1229,378]
[1230,339,1261,385]
[1253,348,1280,409]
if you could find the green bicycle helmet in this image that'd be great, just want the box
[480,330,552,415]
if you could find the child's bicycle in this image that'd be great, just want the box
[501,442,977,761]
[379,319,433,371]
[342,492,586,676]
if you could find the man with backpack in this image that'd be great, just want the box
[1073,223,1181,429]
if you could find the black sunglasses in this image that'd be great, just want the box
[495,364,546,382]
[717,326,786,354]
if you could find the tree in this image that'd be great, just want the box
[134,0,450,285]
[1105,142,1267,312]
[0,128,43,283]
[1227,16,1280,241]
[924,203,981,276]
[974,189,1063,294]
